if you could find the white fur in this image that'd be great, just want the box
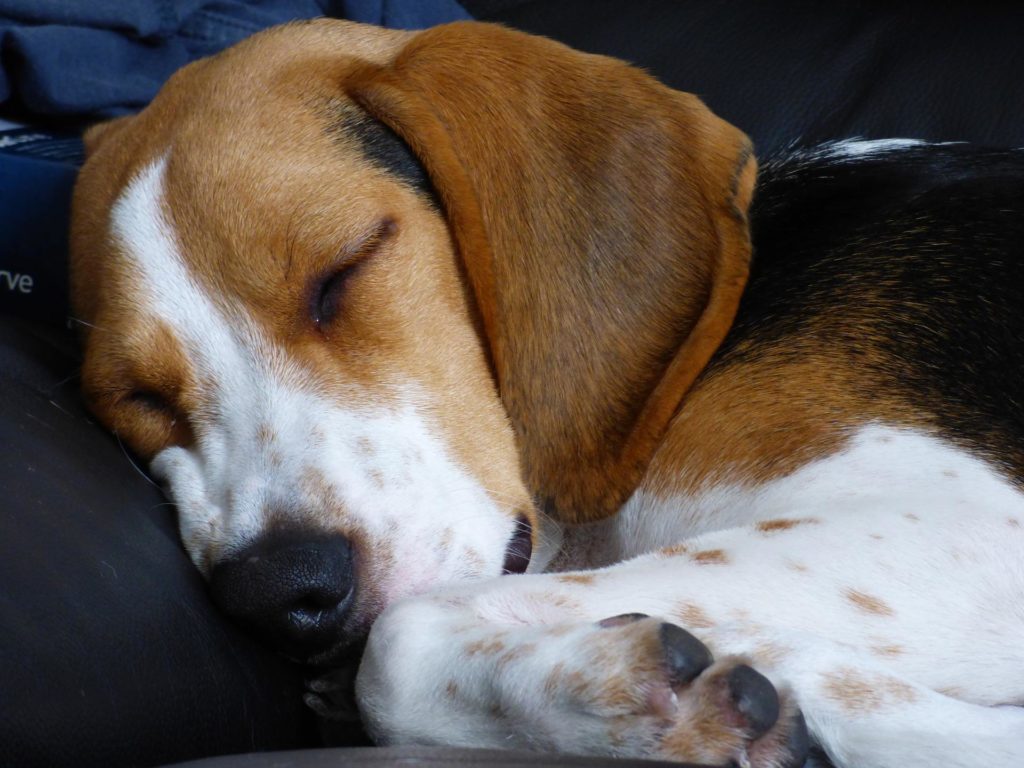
[112,159,518,608]
[357,426,1024,766]
[825,138,928,157]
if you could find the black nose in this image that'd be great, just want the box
[209,528,355,660]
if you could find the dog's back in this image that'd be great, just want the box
[678,141,1024,490]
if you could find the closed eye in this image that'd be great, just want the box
[127,388,172,413]
[309,217,396,330]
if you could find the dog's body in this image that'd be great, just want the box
[69,20,1024,768]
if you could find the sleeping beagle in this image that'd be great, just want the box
[69,18,1024,768]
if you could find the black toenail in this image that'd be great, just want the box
[780,709,810,768]
[598,613,649,628]
[727,664,780,737]
[659,623,713,685]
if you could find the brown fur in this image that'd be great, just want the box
[843,589,895,617]
[691,549,730,565]
[822,667,918,714]
[755,517,821,533]
[344,22,755,523]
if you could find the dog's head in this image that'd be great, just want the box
[70,20,755,662]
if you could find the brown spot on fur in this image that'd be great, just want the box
[300,467,335,511]
[546,624,575,638]
[691,549,729,565]
[823,669,881,713]
[445,680,458,699]
[255,424,274,445]
[844,589,894,616]
[660,542,692,557]
[367,467,386,490]
[752,640,790,666]
[904,513,920,522]
[870,644,905,658]
[495,643,536,670]
[785,560,809,573]
[675,602,715,629]
[563,670,589,700]
[523,592,583,613]
[556,572,596,586]
[823,666,917,714]
[544,662,566,696]
[462,547,485,573]
[755,517,820,533]
[869,533,884,540]
[356,435,375,457]
[437,527,453,556]
[938,685,965,699]
[1008,517,1022,529]
[464,638,506,656]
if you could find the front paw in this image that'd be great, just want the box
[355,599,808,767]
[551,614,809,768]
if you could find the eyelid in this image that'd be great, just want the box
[309,217,396,329]
[341,217,396,265]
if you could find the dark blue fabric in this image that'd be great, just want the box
[0,0,470,117]
[0,130,78,324]
[337,0,471,28]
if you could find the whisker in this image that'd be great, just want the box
[115,432,160,488]
[67,315,105,332]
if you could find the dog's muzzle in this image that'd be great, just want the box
[209,526,355,661]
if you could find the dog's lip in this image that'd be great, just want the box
[501,514,533,575]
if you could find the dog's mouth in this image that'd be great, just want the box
[501,514,533,574]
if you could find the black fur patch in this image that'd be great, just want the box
[331,106,439,208]
[714,141,1024,478]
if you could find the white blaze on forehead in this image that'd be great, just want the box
[110,155,278,390]
[110,157,517,593]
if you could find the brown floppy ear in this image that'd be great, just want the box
[347,22,756,524]
[82,115,135,159]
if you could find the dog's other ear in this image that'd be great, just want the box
[348,22,755,524]
[82,115,135,159]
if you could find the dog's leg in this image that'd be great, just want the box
[342,504,1024,767]
[709,625,1024,768]
[355,602,808,766]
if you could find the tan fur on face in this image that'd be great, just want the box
[72,20,534,535]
